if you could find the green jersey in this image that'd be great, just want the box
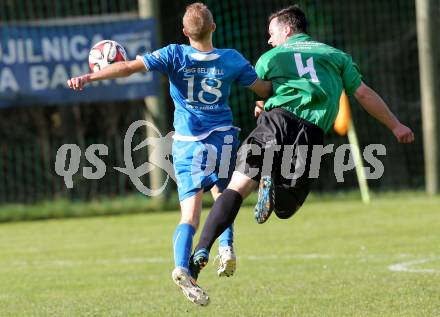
[255,33,362,133]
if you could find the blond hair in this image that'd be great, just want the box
[183,3,214,41]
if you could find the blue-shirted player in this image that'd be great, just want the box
[67,3,272,306]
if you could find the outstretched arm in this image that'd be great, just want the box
[354,82,414,143]
[67,59,146,90]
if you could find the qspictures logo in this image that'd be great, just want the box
[54,120,387,196]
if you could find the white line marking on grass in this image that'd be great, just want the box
[242,254,333,260]
[388,258,440,273]
[2,253,431,271]
[0,254,334,269]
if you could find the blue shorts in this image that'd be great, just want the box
[172,129,240,201]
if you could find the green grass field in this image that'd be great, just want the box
[0,194,439,317]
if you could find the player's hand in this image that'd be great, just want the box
[67,74,91,91]
[255,101,264,118]
[254,105,263,118]
[392,123,414,143]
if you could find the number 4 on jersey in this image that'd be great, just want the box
[294,53,320,83]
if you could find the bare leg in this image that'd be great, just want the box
[210,185,221,200]
[228,171,258,199]
[179,190,203,229]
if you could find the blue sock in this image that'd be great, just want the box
[218,223,234,248]
[173,223,195,270]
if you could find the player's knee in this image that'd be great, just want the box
[179,216,200,229]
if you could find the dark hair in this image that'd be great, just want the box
[269,5,307,33]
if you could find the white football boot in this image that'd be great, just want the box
[215,246,236,277]
[172,267,209,306]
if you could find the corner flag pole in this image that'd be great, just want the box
[335,91,371,204]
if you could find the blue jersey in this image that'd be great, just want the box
[138,44,257,140]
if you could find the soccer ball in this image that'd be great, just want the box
[88,40,127,73]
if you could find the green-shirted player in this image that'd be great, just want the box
[255,34,362,134]
[189,4,414,282]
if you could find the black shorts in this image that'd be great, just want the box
[236,108,324,217]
